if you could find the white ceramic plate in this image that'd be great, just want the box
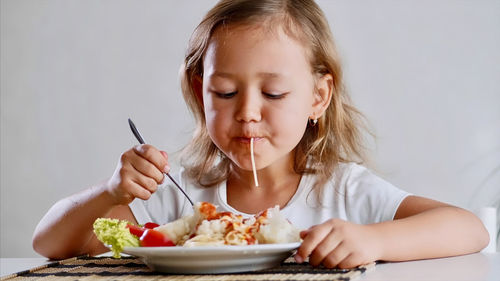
[121,242,301,274]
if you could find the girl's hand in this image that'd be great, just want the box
[295,219,382,269]
[106,144,169,205]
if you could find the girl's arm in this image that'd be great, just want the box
[32,145,169,259]
[375,196,489,261]
[296,196,490,268]
[32,184,136,259]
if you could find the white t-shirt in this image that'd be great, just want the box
[129,162,410,230]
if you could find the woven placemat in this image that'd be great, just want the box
[1,256,375,281]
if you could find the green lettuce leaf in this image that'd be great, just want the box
[93,218,139,258]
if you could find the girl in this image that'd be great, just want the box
[33,0,488,269]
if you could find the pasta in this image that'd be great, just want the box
[250,137,259,187]
[155,202,300,246]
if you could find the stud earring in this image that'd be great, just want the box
[308,118,318,126]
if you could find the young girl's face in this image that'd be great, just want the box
[200,24,320,172]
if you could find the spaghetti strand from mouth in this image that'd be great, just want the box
[250,138,259,187]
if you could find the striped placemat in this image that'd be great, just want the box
[1,256,375,281]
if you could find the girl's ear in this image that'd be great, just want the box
[192,75,204,106]
[312,73,333,118]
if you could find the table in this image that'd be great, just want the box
[1,252,499,280]
[359,252,500,281]
[1,258,50,277]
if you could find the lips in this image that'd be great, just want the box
[235,137,262,144]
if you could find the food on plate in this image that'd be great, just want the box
[93,218,175,258]
[156,202,300,246]
[126,222,160,237]
[139,229,176,247]
[143,222,160,229]
[93,218,140,258]
[93,202,300,257]
[126,224,147,237]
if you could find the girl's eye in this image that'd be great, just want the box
[214,91,237,99]
[263,92,287,99]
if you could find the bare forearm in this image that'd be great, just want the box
[32,183,117,259]
[374,206,489,261]
[32,145,167,259]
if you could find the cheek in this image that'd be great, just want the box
[204,98,231,141]
[268,107,309,144]
[203,98,218,138]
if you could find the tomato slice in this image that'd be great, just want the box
[126,224,145,238]
[139,229,175,247]
[144,222,160,229]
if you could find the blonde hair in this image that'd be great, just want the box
[180,0,369,189]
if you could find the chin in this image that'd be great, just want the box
[230,160,254,172]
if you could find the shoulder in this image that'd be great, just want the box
[335,162,370,179]
[324,162,410,208]
[325,162,371,192]
[329,162,396,194]
[330,162,410,223]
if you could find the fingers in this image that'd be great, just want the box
[308,229,342,266]
[116,158,157,197]
[160,151,171,173]
[295,219,365,269]
[322,242,352,268]
[129,150,165,184]
[110,145,170,204]
[128,145,169,189]
[128,180,153,200]
[130,169,159,194]
[295,223,331,264]
[133,144,169,174]
[337,253,362,269]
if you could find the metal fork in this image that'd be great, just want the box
[128,118,194,206]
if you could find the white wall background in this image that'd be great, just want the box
[1,0,499,258]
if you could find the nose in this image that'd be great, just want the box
[235,90,262,123]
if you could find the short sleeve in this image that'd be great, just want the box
[342,164,411,224]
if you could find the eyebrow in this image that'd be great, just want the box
[210,71,284,79]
